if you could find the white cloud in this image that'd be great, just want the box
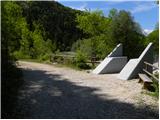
[143,29,153,35]
[131,3,156,14]
[67,2,87,11]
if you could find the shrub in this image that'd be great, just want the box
[75,50,91,69]
[75,50,87,63]
[63,57,75,65]
[13,51,31,59]
[76,62,91,69]
[147,72,159,98]
[152,79,159,98]
[39,54,51,61]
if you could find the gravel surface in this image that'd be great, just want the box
[13,61,158,118]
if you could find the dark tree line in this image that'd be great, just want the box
[18,1,85,51]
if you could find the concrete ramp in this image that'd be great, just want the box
[107,44,123,57]
[118,43,153,80]
[93,44,127,74]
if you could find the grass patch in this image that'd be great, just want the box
[19,58,93,71]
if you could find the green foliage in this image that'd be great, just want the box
[108,9,145,59]
[75,50,87,63]
[75,9,146,60]
[18,1,84,51]
[2,1,23,57]
[39,54,51,62]
[75,50,91,69]
[152,79,159,98]
[72,34,113,59]
[76,10,109,36]
[13,51,31,59]
[153,72,159,97]
[74,10,112,60]
[108,8,118,19]
[146,30,159,54]
[32,23,47,58]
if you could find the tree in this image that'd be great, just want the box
[108,9,145,59]
[1,1,24,60]
[75,10,111,59]
[18,1,84,51]
[76,10,109,36]
[146,30,159,54]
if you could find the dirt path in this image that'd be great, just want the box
[13,61,158,118]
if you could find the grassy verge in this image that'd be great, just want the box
[19,58,94,71]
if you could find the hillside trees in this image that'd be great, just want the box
[2,1,23,62]
[144,22,159,57]
[74,9,145,60]
[18,1,84,51]
[146,29,159,55]
[73,10,112,59]
[108,10,145,59]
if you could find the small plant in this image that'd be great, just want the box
[147,72,159,98]
[13,51,31,59]
[39,54,51,61]
[152,79,159,98]
[75,50,91,69]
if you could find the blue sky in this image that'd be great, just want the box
[56,0,159,34]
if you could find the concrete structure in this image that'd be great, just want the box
[118,43,153,80]
[92,44,127,74]
[107,44,123,57]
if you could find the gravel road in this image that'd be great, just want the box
[13,61,158,118]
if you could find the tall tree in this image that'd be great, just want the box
[1,1,24,60]
[108,9,145,59]
[75,10,111,59]
[146,30,159,54]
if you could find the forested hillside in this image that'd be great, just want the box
[18,1,85,51]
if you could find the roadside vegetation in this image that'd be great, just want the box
[146,72,159,98]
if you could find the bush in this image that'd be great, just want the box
[75,50,87,63]
[151,72,159,98]
[75,50,91,69]
[63,57,75,65]
[147,72,159,98]
[13,51,31,59]
[76,62,91,69]
[39,54,51,61]
[152,79,159,98]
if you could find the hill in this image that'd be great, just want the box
[18,1,85,51]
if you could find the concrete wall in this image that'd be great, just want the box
[108,44,123,57]
[118,43,153,80]
[93,43,128,74]
[95,57,127,74]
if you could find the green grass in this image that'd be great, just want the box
[143,74,159,99]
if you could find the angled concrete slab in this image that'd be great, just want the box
[118,43,153,80]
[92,44,127,74]
[107,43,123,57]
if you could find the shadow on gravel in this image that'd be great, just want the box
[11,68,158,119]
